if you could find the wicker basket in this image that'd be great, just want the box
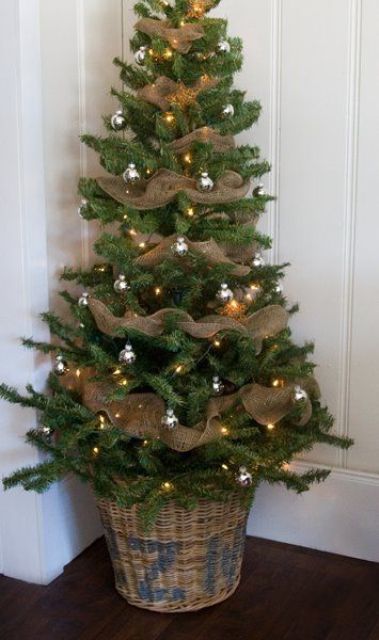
[97,494,249,613]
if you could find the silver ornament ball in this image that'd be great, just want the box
[212,375,225,396]
[161,408,179,430]
[252,252,265,268]
[123,163,141,185]
[216,40,231,54]
[114,274,130,294]
[253,183,266,197]
[222,103,235,118]
[135,46,148,66]
[78,198,88,219]
[78,292,90,307]
[197,172,214,193]
[217,283,234,304]
[40,425,53,441]
[111,110,127,131]
[119,343,137,365]
[54,355,68,376]
[172,236,189,257]
[237,466,253,488]
[294,385,308,402]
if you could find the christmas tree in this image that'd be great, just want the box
[1,0,352,528]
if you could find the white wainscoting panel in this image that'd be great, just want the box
[211,0,379,558]
[347,0,379,473]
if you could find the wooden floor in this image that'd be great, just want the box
[0,536,378,640]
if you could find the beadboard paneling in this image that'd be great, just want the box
[347,0,379,473]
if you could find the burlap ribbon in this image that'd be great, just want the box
[62,368,314,452]
[97,169,250,210]
[88,299,289,354]
[168,127,235,154]
[135,235,250,276]
[135,19,205,54]
[137,76,218,110]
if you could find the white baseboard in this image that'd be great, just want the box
[248,462,379,563]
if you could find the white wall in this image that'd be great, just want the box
[0,0,105,584]
[213,0,379,560]
[1,0,378,582]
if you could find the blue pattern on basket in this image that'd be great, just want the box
[127,537,186,603]
[103,521,128,588]
[109,523,246,604]
[205,524,245,595]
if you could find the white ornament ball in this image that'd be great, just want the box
[197,172,214,193]
[78,292,90,307]
[123,163,141,184]
[237,466,253,488]
[216,40,231,54]
[111,110,127,131]
[119,343,137,365]
[212,375,224,396]
[217,283,234,304]
[222,103,235,118]
[114,274,130,294]
[135,46,148,66]
[252,253,265,268]
[172,236,189,257]
[253,184,266,197]
[294,385,308,402]
[161,408,179,430]
[54,355,68,376]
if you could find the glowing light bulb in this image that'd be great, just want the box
[76,369,81,378]
[155,287,162,295]
[164,112,175,124]
[221,464,229,471]
[267,423,275,431]
[139,242,146,249]
[162,481,174,492]
[175,365,184,374]
[113,368,122,376]
[115,413,121,418]
[221,427,229,436]
[213,339,221,348]
[187,207,195,217]
[93,447,99,455]
[164,48,173,59]
[184,153,192,164]
[129,229,137,237]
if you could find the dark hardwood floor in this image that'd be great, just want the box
[0,536,378,640]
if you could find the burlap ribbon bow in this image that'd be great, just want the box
[135,235,250,276]
[62,368,316,453]
[137,76,218,111]
[168,127,236,154]
[88,299,289,355]
[135,19,205,54]
[97,169,250,210]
